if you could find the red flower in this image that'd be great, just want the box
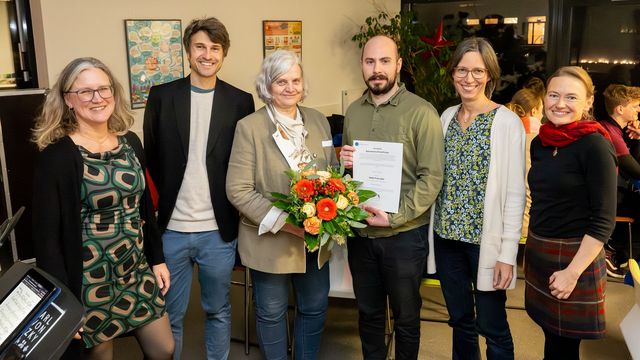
[316,198,338,221]
[327,178,346,193]
[294,179,315,200]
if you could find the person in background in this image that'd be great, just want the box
[599,84,640,278]
[341,34,444,360]
[505,87,544,240]
[506,87,544,134]
[226,50,336,360]
[32,57,173,359]
[428,37,525,360]
[525,66,616,360]
[143,17,254,360]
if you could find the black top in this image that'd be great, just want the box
[143,76,255,240]
[528,133,617,242]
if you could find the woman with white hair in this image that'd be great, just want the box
[226,50,337,360]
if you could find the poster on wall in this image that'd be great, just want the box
[262,20,302,59]
[124,19,184,109]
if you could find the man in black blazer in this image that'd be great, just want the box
[143,17,254,360]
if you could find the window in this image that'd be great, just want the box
[526,16,546,45]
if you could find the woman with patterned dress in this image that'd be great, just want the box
[32,57,174,359]
[427,37,525,360]
[525,66,616,360]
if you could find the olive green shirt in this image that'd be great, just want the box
[343,84,444,238]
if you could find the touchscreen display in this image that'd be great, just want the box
[0,274,50,345]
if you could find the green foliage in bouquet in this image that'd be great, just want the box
[271,162,376,252]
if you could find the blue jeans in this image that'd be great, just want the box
[162,230,236,360]
[251,251,329,360]
[434,233,514,360]
[347,226,428,360]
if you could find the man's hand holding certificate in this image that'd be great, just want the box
[341,140,403,216]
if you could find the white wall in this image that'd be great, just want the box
[34,0,399,133]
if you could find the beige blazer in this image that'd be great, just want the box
[226,106,338,273]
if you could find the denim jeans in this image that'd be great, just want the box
[347,225,428,360]
[162,229,236,360]
[434,233,514,360]
[251,251,329,360]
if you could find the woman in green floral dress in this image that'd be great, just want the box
[427,38,526,360]
[32,57,174,359]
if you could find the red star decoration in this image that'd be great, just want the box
[420,20,455,60]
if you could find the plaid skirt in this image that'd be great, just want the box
[524,231,606,339]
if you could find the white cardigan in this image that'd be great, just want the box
[427,105,526,291]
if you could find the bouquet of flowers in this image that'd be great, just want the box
[271,163,376,252]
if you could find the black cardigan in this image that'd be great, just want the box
[32,132,163,301]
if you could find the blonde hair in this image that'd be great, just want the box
[32,57,134,150]
[505,88,542,117]
[603,84,640,115]
[546,66,594,120]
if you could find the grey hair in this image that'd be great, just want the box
[255,50,309,104]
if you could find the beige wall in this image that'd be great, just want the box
[34,0,399,133]
[0,2,14,77]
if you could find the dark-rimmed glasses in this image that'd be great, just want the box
[65,86,113,102]
[453,67,487,79]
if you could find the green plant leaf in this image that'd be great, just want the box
[270,192,290,200]
[305,232,319,252]
[348,220,368,229]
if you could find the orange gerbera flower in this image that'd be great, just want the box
[327,178,346,193]
[316,198,338,220]
[294,179,315,200]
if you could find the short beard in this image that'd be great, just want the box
[366,73,397,96]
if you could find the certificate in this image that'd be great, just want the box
[352,140,403,213]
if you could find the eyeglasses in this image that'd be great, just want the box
[65,86,113,102]
[453,67,487,79]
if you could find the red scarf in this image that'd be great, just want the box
[538,120,612,148]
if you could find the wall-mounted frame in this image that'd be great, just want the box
[262,20,302,59]
[124,19,184,109]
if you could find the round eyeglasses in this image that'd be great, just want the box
[65,86,114,102]
[453,67,487,79]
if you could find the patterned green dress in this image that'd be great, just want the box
[79,137,165,348]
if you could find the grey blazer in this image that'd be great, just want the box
[226,106,338,273]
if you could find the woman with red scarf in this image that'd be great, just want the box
[525,66,617,360]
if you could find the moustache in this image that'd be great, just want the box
[368,74,388,81]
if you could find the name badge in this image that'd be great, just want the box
[322,140,333,147]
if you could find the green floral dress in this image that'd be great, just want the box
[79,137,165,348]
[434,108,496,244]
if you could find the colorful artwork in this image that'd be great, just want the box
[263,21,302,59]
[124,19,184,109]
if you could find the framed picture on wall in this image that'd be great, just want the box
[262,20,302,59]
[124,19,184,109]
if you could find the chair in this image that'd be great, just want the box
[615,216,635,260]
[619,259,640,358]
[230,265,252,355]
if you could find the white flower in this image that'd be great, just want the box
[301,202,316,218]
[335,195,349,210]
[316,170,331,183]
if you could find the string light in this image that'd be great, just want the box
[579,58,638,65]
